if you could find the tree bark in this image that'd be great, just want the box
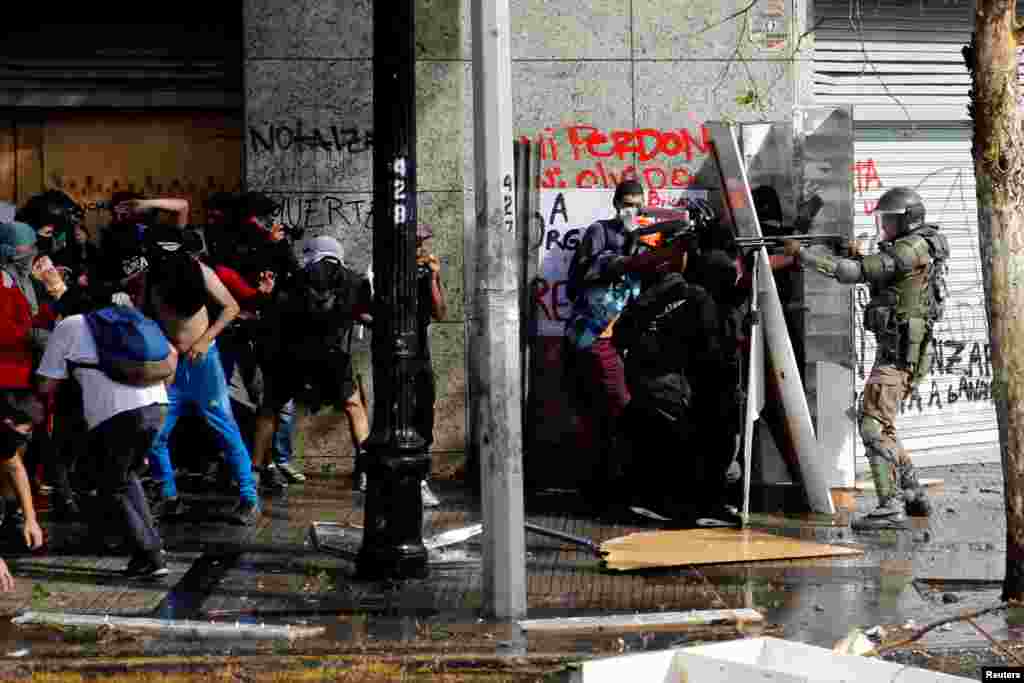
[965,0,1024,602]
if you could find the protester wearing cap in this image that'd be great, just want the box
[251,234,372,494]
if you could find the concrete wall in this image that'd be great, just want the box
[243,0,815,472]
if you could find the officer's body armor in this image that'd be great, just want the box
[843,224,946,384]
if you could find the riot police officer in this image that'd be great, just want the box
[784,187,948,529]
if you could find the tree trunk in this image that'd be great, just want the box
[965,0,1024,602]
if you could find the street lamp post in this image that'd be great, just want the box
[356,0,429,580]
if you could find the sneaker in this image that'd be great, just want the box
[259,465,288,493]
[123,553,169,578]
[421,480,440,508]
[276,462,306,483]
[229,499,261,526]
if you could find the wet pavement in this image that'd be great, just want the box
[0,461,1011,678]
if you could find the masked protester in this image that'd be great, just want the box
[16,190,83,257]
[54,223,101,293]
[562,179,690,506]
[252,236,371,495]
[613,240,740,526]
[0,223,46,552]
[784,187,948,529]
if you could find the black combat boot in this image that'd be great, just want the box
[852,459,907,530]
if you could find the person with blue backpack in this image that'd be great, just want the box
[563,180,690,507]
[36,304,177,578]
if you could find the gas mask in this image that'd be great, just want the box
[303,257,342,314]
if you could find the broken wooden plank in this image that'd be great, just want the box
[518,608,763,634]
[13,611,325,641]
[600,528,863,571]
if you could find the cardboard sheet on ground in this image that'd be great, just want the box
[600,529,862,571]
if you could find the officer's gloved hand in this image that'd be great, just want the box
[782,240,802,257]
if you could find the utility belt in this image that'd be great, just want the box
[863,304,931,385]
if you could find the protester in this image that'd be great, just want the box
[36,309,175,577]
[0,394,45,552]
[0,222,51,498]
[54,222,101,292]
[15,190,83,257]
[563,179,689,504]
[30,253,96,517]
[142,246,261,525]
[411,224,447,507]
[613,233,740,526]
[251,236,371,494]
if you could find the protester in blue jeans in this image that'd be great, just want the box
[272,399,304,482]
[142,252,260,526]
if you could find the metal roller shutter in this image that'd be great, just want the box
[852,125,998,470]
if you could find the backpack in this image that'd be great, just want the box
[565,220,614,304]
[75,306,175,386]
[918,224,949,326]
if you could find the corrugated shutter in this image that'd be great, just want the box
[814,0,974,44]
[814,2,1024,121]
[852,126,999,470]
[0,16,241,108]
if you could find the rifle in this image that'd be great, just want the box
[734,234,845,251]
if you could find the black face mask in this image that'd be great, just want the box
[0,424,31,456]
[303,258,342,314]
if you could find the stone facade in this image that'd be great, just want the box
[243,0,823,473]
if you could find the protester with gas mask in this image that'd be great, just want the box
[250,236,371,494]
[16,190,83,257]
[562,179,691,505]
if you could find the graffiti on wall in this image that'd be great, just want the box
[265,194,373,233]
[248,119,373,188]
[521,123,714,191]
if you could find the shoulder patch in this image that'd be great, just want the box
[0,271,13,288]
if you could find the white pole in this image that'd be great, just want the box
[470,0,527,619]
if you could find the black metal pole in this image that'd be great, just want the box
[357,0,429,580]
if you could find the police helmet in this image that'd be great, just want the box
[875,187,925,238]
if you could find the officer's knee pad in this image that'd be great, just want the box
[859,413,885,449]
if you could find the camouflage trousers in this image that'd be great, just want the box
[860,364,914,501]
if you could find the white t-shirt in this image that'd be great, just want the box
[36,315,169,431]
